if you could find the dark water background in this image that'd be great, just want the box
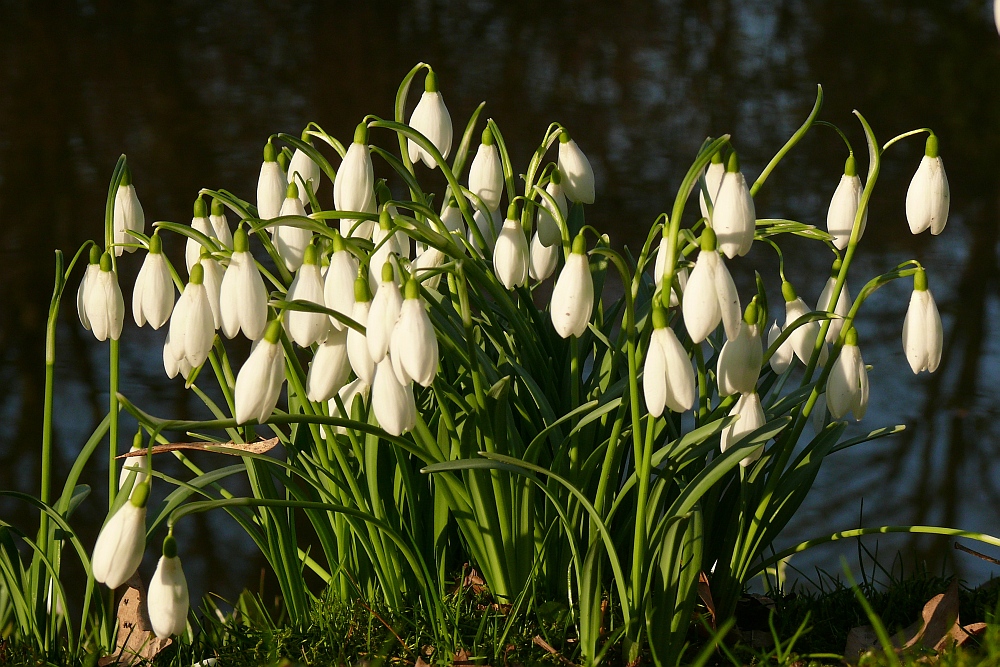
[1,0,999,609]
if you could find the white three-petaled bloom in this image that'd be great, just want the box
[287,142,321,206]
[274,182,313,272]
[209,198,233,249]
[113,165,144,257]
[536,168,568,247]
[199,249,224,331]
[85,252,125,342]
[147,535,189,638]
[681,228,741,343]
[826,327,869,421]
[168,263,215,370]
[905,134,950,236]
[713,151,755,259]
[347,278,376,385]
[324,231,358,331]
[717,301,763,396]
[220,228,268,340]
[372,358,416,436]
[306,328,351,402]
[816,261,852,344]
[390,279,439,387]
[826,155,867,250]
[369,209,401,294]
[529,230,559,282]
[185,198,214,273]
[493,204,529,290]
[286,244,330,347]
[550,234,594,338]
[721,392,766,467]
[407,69,453,168]
[698,151,726,222]
[257,141,286,220]
[902,268,943,374]
[336,122,376,238]
[234,320,286,424]
[132,234,175,329]
[643,306,695,417]
[768,281,827,373]
[78,247,101,330]
[367,263,402,363]
[557,131,595,204]
[469,126,504,212]
[92,482,149,589]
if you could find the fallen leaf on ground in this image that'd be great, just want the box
[116,438,279,459]
[698,571,716,629]
[532,636,574,666]
[97,574,171,666]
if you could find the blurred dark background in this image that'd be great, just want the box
[0,0,998,606]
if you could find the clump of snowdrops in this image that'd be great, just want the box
[7,64,997,666]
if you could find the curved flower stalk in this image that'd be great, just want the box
[208,198,233,249]
[372,358,416,436]
[367,263,403,363]
[132,234,175,329]
[643,304,695,417]
[816,259,852,344]
[199,249,224,331]
[493,203,529,290]
[84,252,125,342]
[257,141,286,220]
[536,168,568,247]
[720,392,766,467]
[147,535,189,638]
[185,197,214,273]
[698,150,725,222]
[407,70,453,168]
[347,277,376,385]
[335,122,376,237]
[286,244,330,347]
[306,328,351,402]
[557,131,595,204]
[274,182,313,272]
[77,246,101,330]
[681,228,740,343]
[234,320,286,424]
[529,230,559,282]
[550,234,594,338]
[826,327,869,421]
[287,144,321,206]
[712,151,755,258]
[167,263,215,369]
[113,165,144,256]
[717,300,763,396]
[324,231,358,330]
[902,268,943,374]
[390,279,439,387]
[92,482,148,589]
[469,126,504,212]
[906,134,950,235]
[826,155,866,249]
[220,228,269,340]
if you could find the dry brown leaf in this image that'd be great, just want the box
[844,624,881,661]
[116,438,279,459]
[531,636,574,666]
[453,648,477,666]
[697,571,716,629]
[903,579,962,650]
[97,574,172,666]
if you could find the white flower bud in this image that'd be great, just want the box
[372,358,417,436]
[529,230,559,282]
[92,483,149,590]
[720,392,766,467]
[536,170,569,247]
[493,207,529,290]
[550,236,594,338]
[336,124,376,238]
[324,235,358,331]
[816,269,852,344]
[234,322,286,424]
[306,328,351,402]
[220,229,269,340]
[440,199,466,236]
[643,312,695,417]
[681,231,740,343]
[826,329,869,421]
[407,72,453,168]
[85,253,125,342]
[698,155,725,222]
[77,250,100,330]
[113,166,144,257]
[712,153,755,258]
[557,132,595,204]
[413,245,446,291]
[469,128,504,212]
[168,263,215,369]
[767,321,794,374]
[470,205,502,255]
[147,536,189,638]
[392,280,439,387]
[717,305,762,396]
[369,212,402,295]
[285,246,330,347]
[199,251,224,331]
[367,264,402,363]
[326,378,370,436]
[256,142,286,220]
[826,156,866,250]
[132,236,175,330]
[287,146,321,206]
[347,282,376,385]
[185,198,214,273]
[905,135,950,235]
[902,270,943,374]
[274,183,313,272]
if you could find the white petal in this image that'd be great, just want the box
[536,181,567,247]
[286,264,330,347]
[658,327,695,412]
[348,301,376,385]
[396,299,439,387]
[324,251,358,330]
[906,156,950,235]
[558,139,595,204]
[493,218,529,289]
[367,280,402,363]
[257,161,286,220]
[698,162,725,221]
[92,503,146,589]
[529,231,559,282]
[306,329,351,402]
[469,143,504,212]
[713,256,742,341]
[148,556,189,638]
[287,149,320,204]
[682,251,722,343]
[550,253,594,338]
[642,336,668,418]
[712,171,756,258]
[334,142,375,215]
[768,322,793,374]
[372,359,416,436]
[826,174,864,250]
[407,91,453,167]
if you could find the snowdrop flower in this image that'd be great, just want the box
[199,249,224,331]
[557,131,595,204]
[372,358,416,436]
[826,155,867,250]
[902,268,943,374]
[369,209,401,294]
[826,327,869,421]
[767,322,794,374]
[324,231,358,331]
[347,278,376,385]
[256,141,286,221]
[536,168,569,247]
[470,205,501,255]
[287,143,321,206]
[529,230,559,282]
[550,234,594,338]
[493,204,529,290]
[713,151,755,259]
[162,334,193,380]
[113,165,144,257]
[323,378,370,437]
[653,245,689,308]
[92,481,148,589]
[306,328,351,402]
[336,122,376,237]
[717,300,763,396]
[118,431,150,490]
[286,244,330,347]
[274,182,313,272]
[816,260,852,344]
[85,252,125,342]
[413,245,446,291]
[440,197,466,236]
[390,279,439,387]
[367,263,402,363]
[209,198,233,249]
[720,392,766,467]
[132,234,175,329]
[185,197,214,273]
[778,281,825,367]
[643,304,695,417]
[905,134,950,235]
[147,535,189,638]
[234,320,286,424]
[681,228,741,343]
[407,69,453,168]
[469,126,504,211]
[220,228,269,340]
[77,246,101,330]
[168,263,215,369]
[698,151,725,222]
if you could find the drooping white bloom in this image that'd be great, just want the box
[274,182,313,272]
[550,235,594,338]
[347,279,376,385]
[536,169,569,247]
[371,358,417,436]
[767,322,794,374]
[413,245,446,291]
[816,268,852,344]
[529,230,559,282]
[113,165,144,257]
[557,131,595,204]
[324,232,358,331]
[306,328,351,402]
[199,250,224,331]
[285,245,330,347]
[493,206,529,290]
[713,152,756,259]
[469,126,504,211]
[470,205,501,255]
[717,304,763,396]
[326,377,370,436]
[336,123,376,236]
[681,230,741,343]
[780,282,824,367]
[162,333,193,380]
[369,210,402,294]
[826,156,867,249]
[92,483,148,589]
[287,145,321,206]
[905,135,950,235]
[256,141,286,220]
[85,253,125,342]
[720,392,766,467]
[643,309,695,417]
[234,321,286,424]
[407,70,453,168]
[341,196,376,240]
[118,432,150,490]
[698,153,726,222]
[902,270,943,374]
[653,240,690,307]
[147,536,189,638]
[367,263,402,363]
[209,198,233,249]
[440,198,466,236]
[168,263,216,369]
[77,247,101,330]
[185,198,214,273]
[220,228,269,340]
[390,279,439,387]
[826,328,869,421]
[132,235,175,329]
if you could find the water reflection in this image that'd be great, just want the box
[0,0,997,606]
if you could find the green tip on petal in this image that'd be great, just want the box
[549,168,561,185]
[710,150,724,165]
[925,134,939,158]
[913,267,928,291]
[200,247,212,261]
[331,230,345,253]
[381,261,395,284]
[447,196,459,208]
[845,327,858,346]
[559,130,571,144]
[726,151,740,173]
[481,126,494,146]
[831,258,842,277]
[425,69,439,93]
[120,164,132,187]
[264,318,283,344]
[743,300,758,326]
[277,151,290,171]
[211,198,224,216]
[162,535,178,559]
[89,245,102,265]
[193,197,207,218]
[303,243,319,266]
[700,227,717,252]
[189,263,204,285]
[263,141,277,162]
[506,202,519,220]
[233,227,249,253]
[404,278,420,300]
[571,233,587,255]
[354,276,372,302]
[286,182,299,199]
[354,122,369,145]
[781,280,797,302]
[148,233,163,254]
[379,208,392,230]
[132,429,143,449]
[130,482,150,508]
[651,305,668,330]
[99,252,113,272]
[844,155,857,177]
